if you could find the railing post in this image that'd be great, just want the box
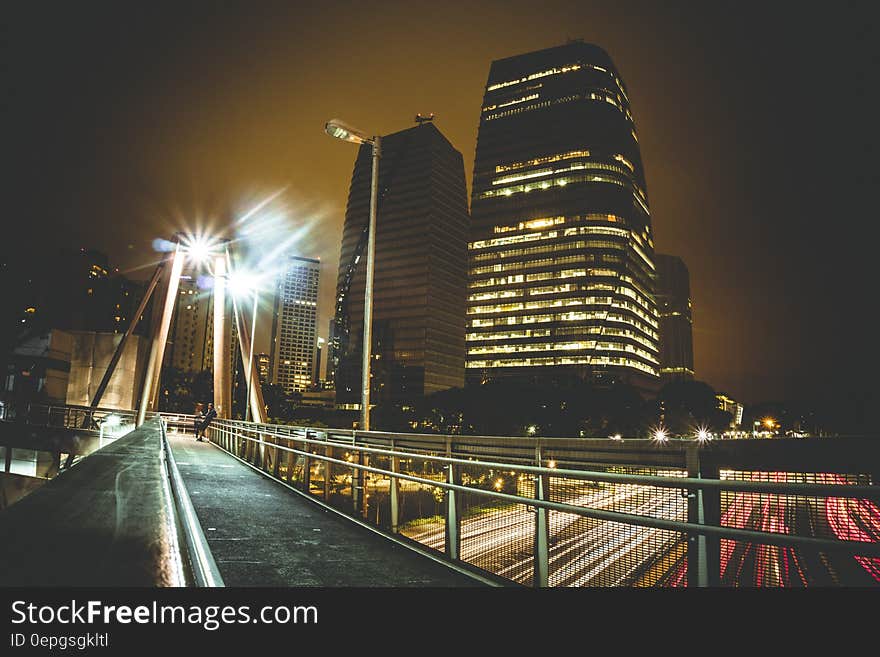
[533,445,550,587]
[323,442,332,501]
[286,438,295,483]
[272,433,281,479]
[351,436,361,512]
[445,463,460,561]
[253,430,263,469]
[353,449,366,515]
[686,445,709,587]
[302,431,312,494]
[361,451,370,519]
[700,456,722,586]
[534,477,550,587]
[390,439,400,534]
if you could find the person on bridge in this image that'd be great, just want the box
[192,402,204,437]
[196,402,217,442]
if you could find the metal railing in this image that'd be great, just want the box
[186,416,880,588]
[0,401,145,433]
[158,417,224,587]
[1,402,146,477]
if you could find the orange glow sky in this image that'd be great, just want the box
[5,1,875,405]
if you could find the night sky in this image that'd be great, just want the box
[5,1,877,407]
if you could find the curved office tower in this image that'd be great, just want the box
[467,41,660,388]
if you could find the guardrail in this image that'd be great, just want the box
[0,401,145,433]
[189,416,880,588]
[158,417,224,587]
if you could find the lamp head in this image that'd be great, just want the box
[181,234,220,264]
[325,119,372,145]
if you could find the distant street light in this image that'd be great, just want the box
[325,118,381,431]
[181,234,220,264]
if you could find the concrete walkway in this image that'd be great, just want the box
[167,431,479,586]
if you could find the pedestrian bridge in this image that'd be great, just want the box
[1,403,878,587]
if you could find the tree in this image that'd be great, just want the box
[261,383,300,423]
[159,367,213,413]
[657,380,730,434]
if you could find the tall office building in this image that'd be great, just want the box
[330,121,469,406]
[168,275,212,373]
[256,353,270,384]
[655,254,694,380]
[466,41,660,389]
[167,273,236,374]
[270,256,320,394]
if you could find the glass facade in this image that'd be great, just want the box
[467,42,660,387]
[331,123,469,404]
[271,256,320,394]
[655,254,695,380]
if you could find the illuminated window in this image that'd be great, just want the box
[486,64,583,91]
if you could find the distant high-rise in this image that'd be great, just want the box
[716,392,743,428]
[167,273,236,374]
[655,254,694,380]
[270,256,320,394]
[256,353,270,384]
[168,275,212,373]
[330,122,469,406]
[466,42,660,389]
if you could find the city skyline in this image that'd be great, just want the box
[4,2,876,409]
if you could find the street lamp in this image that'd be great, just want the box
[325,118,381,431]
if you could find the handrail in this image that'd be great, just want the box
[213,425,880,557]
[159,418,225,587]
[210,421,880,500]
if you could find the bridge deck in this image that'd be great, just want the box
[167,431,479,586]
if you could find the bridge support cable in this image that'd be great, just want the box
[228,262,267,424]
[137,242,185,426]
[87,259,165,421]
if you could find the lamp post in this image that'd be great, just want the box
[325,118,381,431]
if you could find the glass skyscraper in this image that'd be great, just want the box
[466,41,660,388]
[270,255,320,394]
[655,254,694,381]
[330,122,469,406]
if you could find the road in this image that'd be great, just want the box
[402,470,879,587]
[402,479,687,586]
